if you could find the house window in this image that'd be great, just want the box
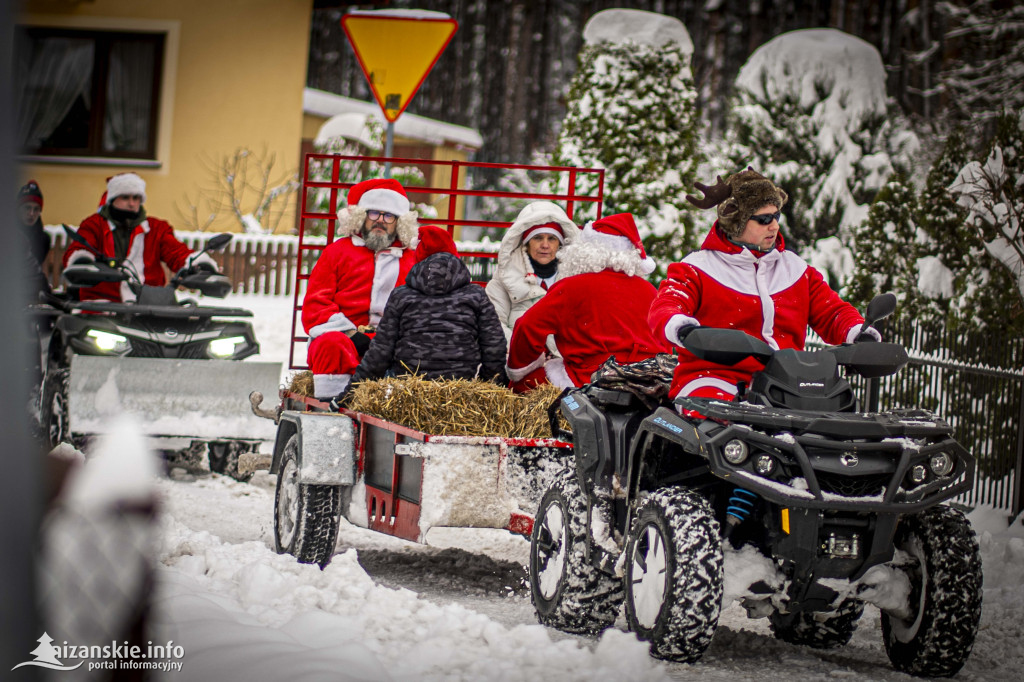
[14,27,164,160]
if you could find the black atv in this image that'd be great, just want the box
[528,294,982,678]
[39,229,281,481]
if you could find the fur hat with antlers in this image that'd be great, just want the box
[686,168,788,239]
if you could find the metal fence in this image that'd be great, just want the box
[847,320,1024,516]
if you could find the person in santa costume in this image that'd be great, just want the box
[648,168,880,405]
[506,212,669,393]
[302,177,419,400]
[485,201,581,345]
[64,173,217,303]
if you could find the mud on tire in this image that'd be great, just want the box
[624,487,723,663]
[770,597,864,649]
[529,468,623,634]
[208,440,256,483]
[881,504,982,678]
[274,434,342,568]
[42,367,70,450]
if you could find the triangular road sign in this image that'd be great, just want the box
[341,12,458,123]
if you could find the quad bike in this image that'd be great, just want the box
[529,294,982,678]
[39,228,281,481]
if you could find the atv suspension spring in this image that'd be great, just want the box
[726,487,759,526]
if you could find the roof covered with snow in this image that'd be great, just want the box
[304,88,483,151]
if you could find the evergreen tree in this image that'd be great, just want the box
[721,29,918,286]
[846,173,927,323]
[554,11,703,281]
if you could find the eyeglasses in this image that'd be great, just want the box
[367,210,398,225]
[749,211,781,226]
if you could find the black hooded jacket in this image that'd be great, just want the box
[352,252,508,383]
[21,217,51,296]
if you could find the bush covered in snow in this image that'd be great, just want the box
[555,9,703,280]
[721,29,919,284]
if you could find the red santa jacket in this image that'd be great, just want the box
[302,235,417,338]
[648,224,865,399]
[507,269,668,391]
[64,213,194,302]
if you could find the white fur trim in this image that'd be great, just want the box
[313,373,351,398]
[106,173,146,204]
[679,377,738,397]
[507,351,547,382]
[369,248,403,326]
[580,223,635,252]
[684,248,806,297]
[846,324,881,343]
[119,222,149,302]
[665,313,699,346]
[523,225,565,244]
[358,188,410,216]
[544,357,574,389]
[309,312,356,338]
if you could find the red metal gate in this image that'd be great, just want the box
[288,153,605,370]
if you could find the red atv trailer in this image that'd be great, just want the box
[250,153,603,567]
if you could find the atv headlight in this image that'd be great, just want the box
[909,464,928,484]
[208,335,248,358]
[754,454,777,476]
[86,329,131,354]
[723,439,749,464]
[928,452,954,477]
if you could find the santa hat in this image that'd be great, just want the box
[579,213,655,275]
[348,178,410,216]
[17,180,43,209]
[414,225,459,262]
[105,172,147,205]
[686,167,787,239]
[521,221,565,244]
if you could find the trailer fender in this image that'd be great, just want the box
[270,411,356,486]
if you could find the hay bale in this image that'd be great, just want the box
[287,370,315,396]
[348,375,569,439]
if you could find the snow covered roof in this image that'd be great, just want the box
[583,8,693,56]
[304,88,483,151]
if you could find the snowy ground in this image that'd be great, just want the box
[60,293,1024,681]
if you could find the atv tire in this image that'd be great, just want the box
[624,487,723,663]
[274,434,342,568]
[42,367,70,450]
[881,504,982,678]
[208,441,255,483]
[529,468,623,634]
[770,598,864,649]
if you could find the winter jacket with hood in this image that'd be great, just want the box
[648,224,867,400]
[353,252,508,383]
[485,201,581,344]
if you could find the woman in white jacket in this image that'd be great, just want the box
[485,201,581,346]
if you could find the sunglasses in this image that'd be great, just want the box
[749,211,781,226]
[367,210,398,225]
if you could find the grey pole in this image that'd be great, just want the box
[384,121,394,178]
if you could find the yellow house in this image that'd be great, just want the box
[14,0,314,234]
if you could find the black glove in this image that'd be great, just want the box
[190,261,217,274]
[350,331,372,355]
[329,386,353,412]
[677,325,706,343]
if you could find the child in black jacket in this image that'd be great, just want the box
[347,226,508,389]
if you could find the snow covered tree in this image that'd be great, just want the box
[554,9,703,280]
[721,29,919,285]
[948,111,1024,335]
[846,174,929,322]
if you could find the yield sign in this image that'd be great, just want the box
[341,12,458,123]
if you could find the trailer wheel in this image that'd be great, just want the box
[42,367,70,450]
[624,487,723,663]
[208,441,255,483]
[770,598,864,649]
[881,505,982,678]
[274,434,342,568]
[529,468,623,634]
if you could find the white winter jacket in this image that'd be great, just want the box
[485,201,581,345]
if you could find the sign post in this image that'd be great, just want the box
[341,11,458,177]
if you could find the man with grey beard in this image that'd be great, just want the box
[301,178,420,400]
